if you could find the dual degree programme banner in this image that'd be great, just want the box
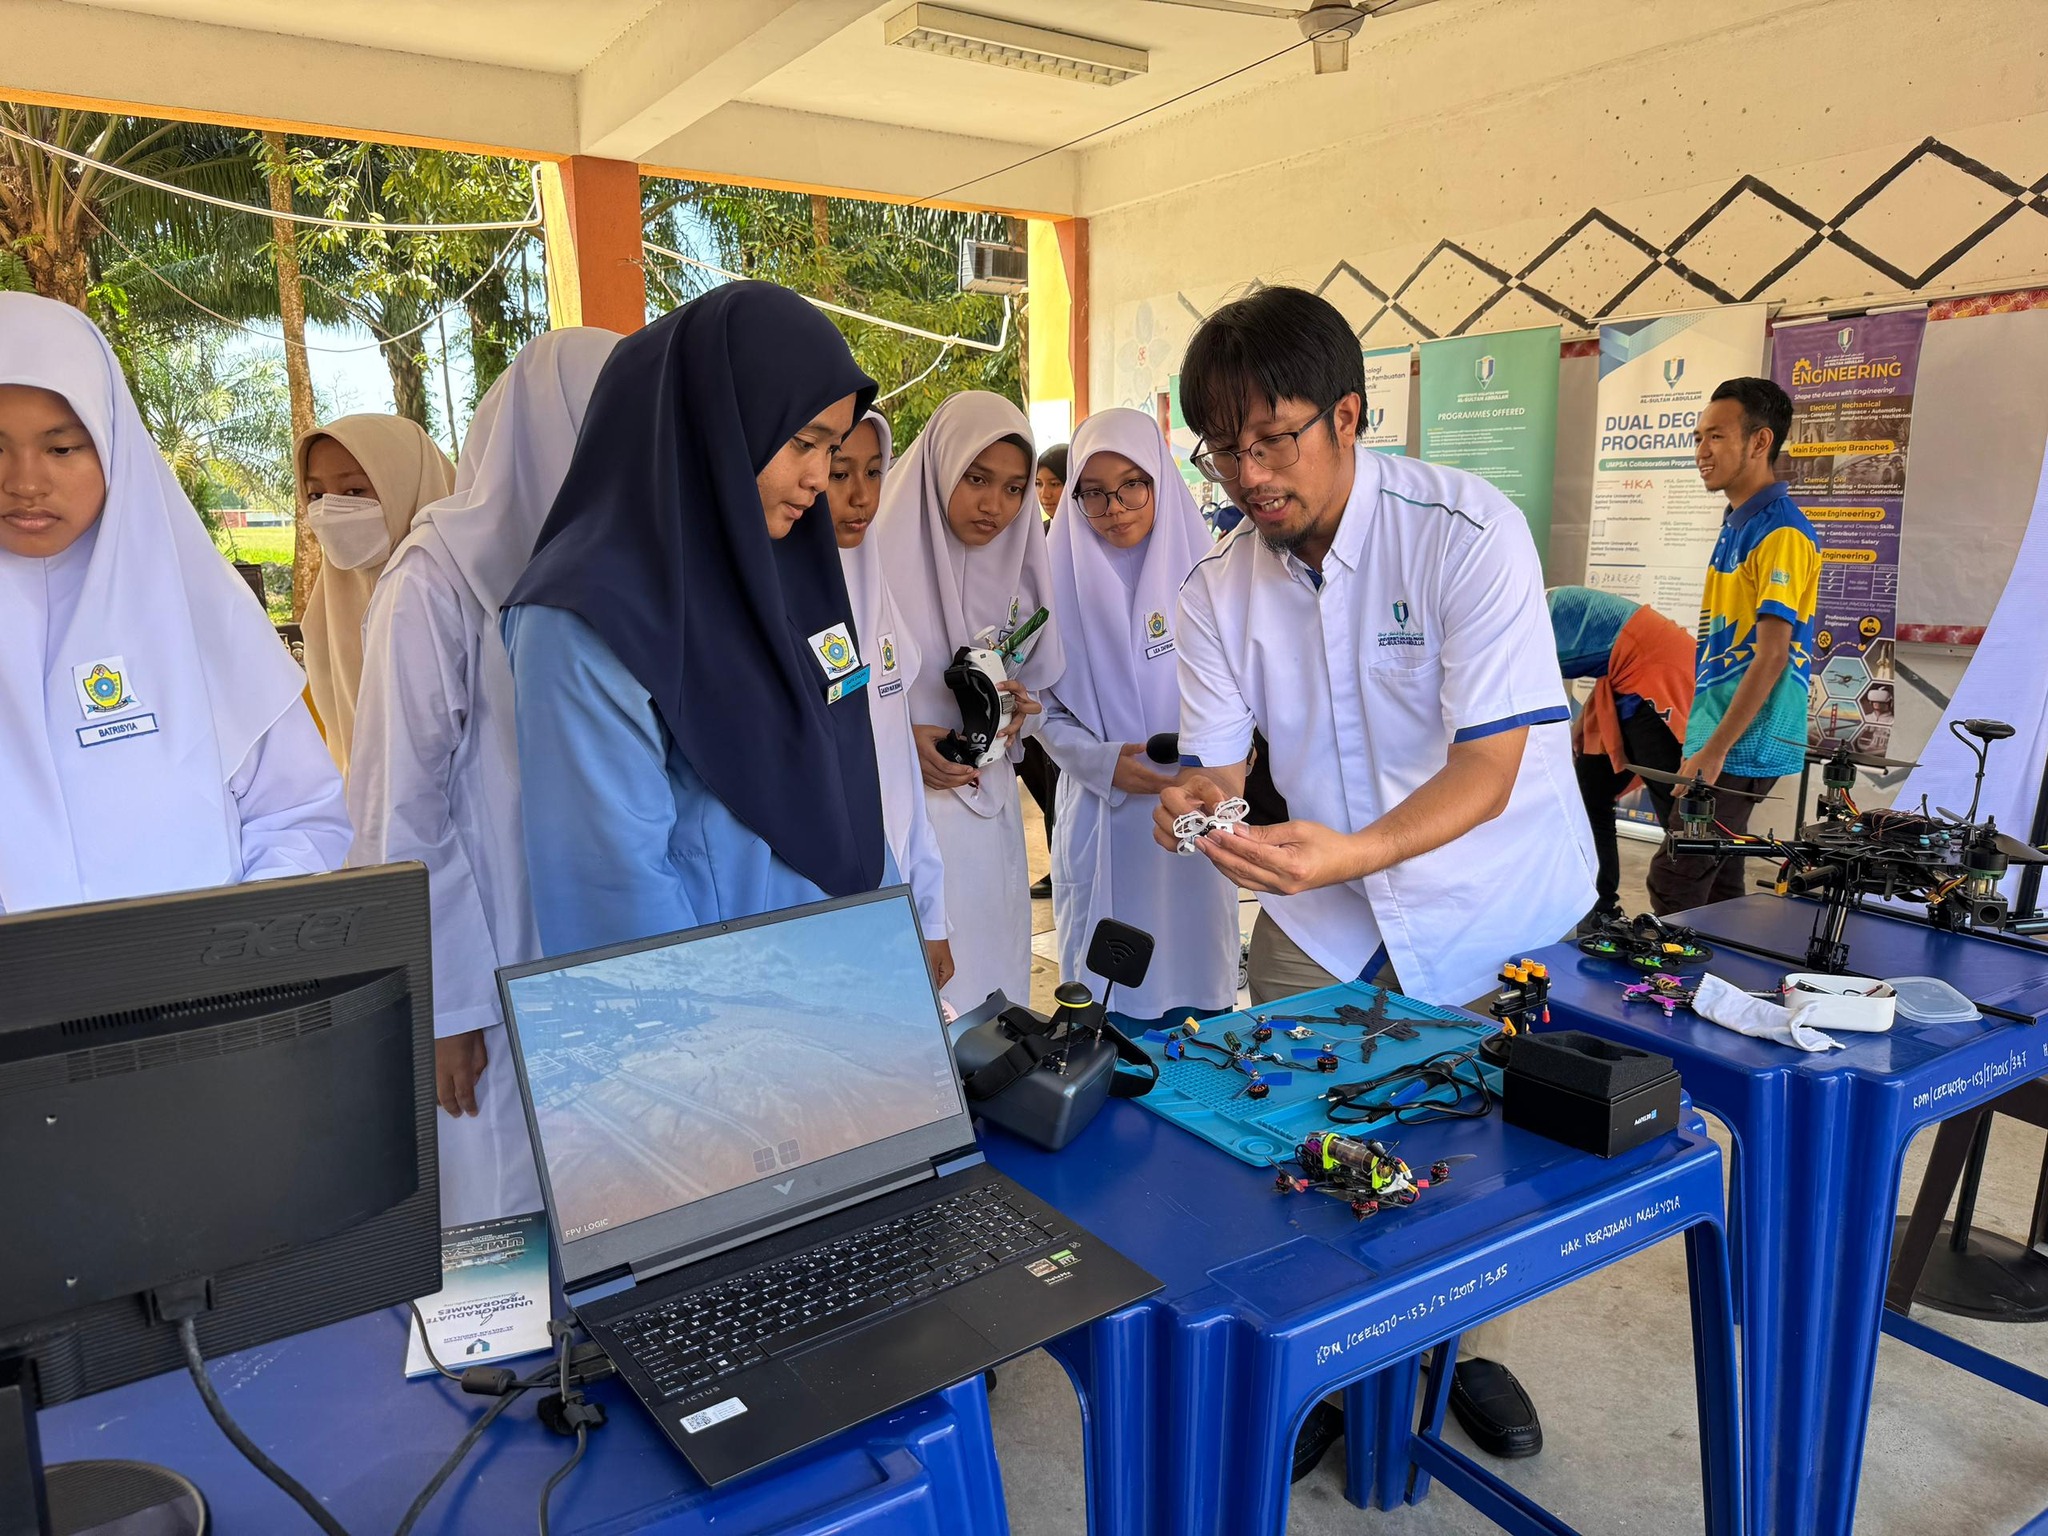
[1584,306,1769,627]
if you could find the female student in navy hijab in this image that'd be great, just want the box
[503,283,889,958]
[0,293,349,914]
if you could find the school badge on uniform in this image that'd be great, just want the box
[807,625,868,704]
[73,657,136,717]
[876,633,904,699]
[1144,611,1174,660]
[880,635,897,674]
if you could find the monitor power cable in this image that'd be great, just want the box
[175,1312,356,1536]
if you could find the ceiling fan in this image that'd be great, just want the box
[1141,0,1433,74]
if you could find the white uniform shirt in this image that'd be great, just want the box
[1176,444,1595,1004]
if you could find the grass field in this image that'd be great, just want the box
[212,526,296,565]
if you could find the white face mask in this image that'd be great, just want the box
[307,494,391,570]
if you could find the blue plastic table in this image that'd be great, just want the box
[35,1304,1010,1535]
[982,1089,1740,1536]
[1538,894,2048,1536]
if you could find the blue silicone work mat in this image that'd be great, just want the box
[1132,980,1502,1168]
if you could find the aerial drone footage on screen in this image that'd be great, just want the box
[504,901,962,1242]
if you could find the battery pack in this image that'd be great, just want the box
[1503,1030,1681,1158]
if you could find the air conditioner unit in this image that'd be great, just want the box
[959,239,1029,296]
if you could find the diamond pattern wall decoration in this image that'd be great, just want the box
[1162,137,2048,343]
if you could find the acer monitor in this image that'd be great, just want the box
[0,865,440,1536]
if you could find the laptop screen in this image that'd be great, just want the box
[502,892,966,1252]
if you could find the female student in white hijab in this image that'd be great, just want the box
[827,409,954,992]
[872,391,1063,1014]
[347,327,620,1227]
[0,293,349,913]
[297,412,455,776]
[1041,408,1237,1021]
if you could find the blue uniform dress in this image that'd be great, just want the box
[504,603,895,957]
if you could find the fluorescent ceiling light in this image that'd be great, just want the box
[884,4,1148,86]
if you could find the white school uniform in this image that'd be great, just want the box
[839,413,948,942]
[1041,409,1236,1018]
[348,328,618,1226]
[0,293,348,915]
[871,393,1064,1015]
[1175,443,1595,1005]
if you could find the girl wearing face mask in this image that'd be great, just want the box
[503,283,892,958]
[1041,408,1237,1023]
[296,414,456,776]
[828,410,954,993]
[872,392,1063,1015]
[347,328,619,1227]
[0,294,349,914]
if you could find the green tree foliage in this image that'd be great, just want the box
[279,140,544,434]
[644,180,1022,445]
[126,327,302,526]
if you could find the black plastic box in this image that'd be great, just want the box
[1503,1031,1682,1157]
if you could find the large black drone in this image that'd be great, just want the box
[1631,719,2048,973]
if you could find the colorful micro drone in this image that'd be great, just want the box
[1577,912,1715,972]
[1620,973,1698,1019]
[1273,1131,1468,1220]
[1173,797,1251,855]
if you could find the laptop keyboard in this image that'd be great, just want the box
[609,1184,1063,1401]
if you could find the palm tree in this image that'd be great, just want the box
[0,104,265,311]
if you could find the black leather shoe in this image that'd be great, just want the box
[1291,1400,1343,1482]
[1449,1358,1542,1458]
[1029,875,1052,900]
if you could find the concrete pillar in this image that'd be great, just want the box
[538,156,647,333]
[1026,216,1089,445]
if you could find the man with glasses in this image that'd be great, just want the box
[1156,286,1594,1462]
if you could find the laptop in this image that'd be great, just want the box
[497,886,1161,1484]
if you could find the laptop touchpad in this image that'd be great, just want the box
[789,1304,991,1410]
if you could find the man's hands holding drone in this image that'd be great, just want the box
[1154,770,1374,895]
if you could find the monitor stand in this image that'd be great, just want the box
[2,1355,204,1536]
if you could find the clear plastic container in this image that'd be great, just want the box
[1884,975,1982,1024]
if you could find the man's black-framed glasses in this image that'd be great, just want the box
[1073,477,1154,518]
[1192,401,1338,484]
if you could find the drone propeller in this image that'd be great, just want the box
[1991,830,2048,865]
[1773,734,1919,771]
[1624,763,1770,799]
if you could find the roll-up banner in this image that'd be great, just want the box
[1770,309,1927,755]
[1361,345,1413,455]
[1585,305,1769,629]
[1419,326,1560,546]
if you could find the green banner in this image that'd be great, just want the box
[1418,326,1561,548]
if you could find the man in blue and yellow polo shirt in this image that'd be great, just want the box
[1647,376,1819,914]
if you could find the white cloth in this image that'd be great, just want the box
[839,411,948,940]
[1895,435,2048,883]
[0,293,347,913]
[1176,443,1596,1005]
[1042,408,1235,1016]
[1693,973,1842,1052]
[871,392,1063,1011]
[348,329,616,1226]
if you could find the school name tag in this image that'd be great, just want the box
[826,666,870,705]
[78,712,160,748]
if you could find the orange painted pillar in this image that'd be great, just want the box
[1058,217,1090,421]
[538,156,647,333]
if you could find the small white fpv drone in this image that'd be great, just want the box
[1173,797,1250,855]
